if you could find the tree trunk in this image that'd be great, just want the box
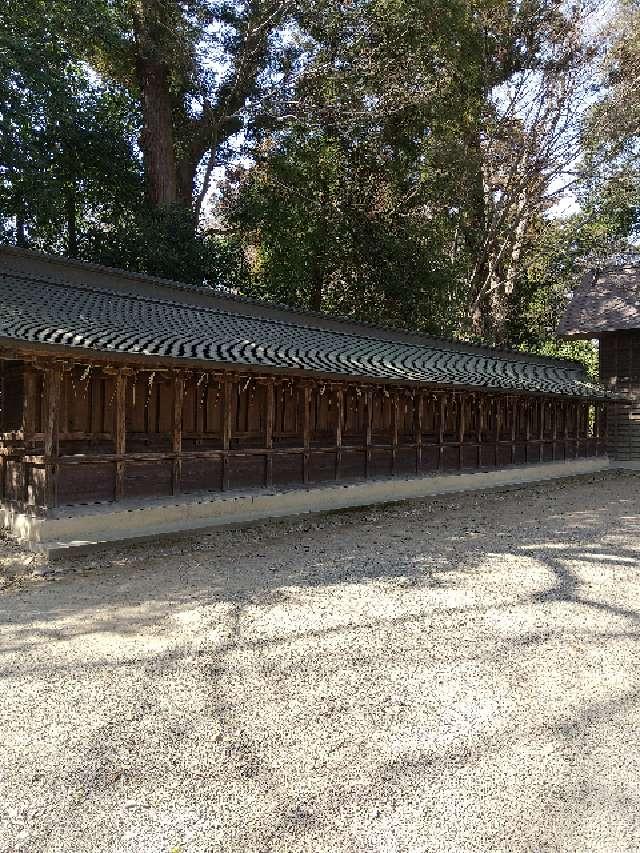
[65,184,78,256]
[15,213,26,247]
[137,58,178,207]
[310,258,324,312]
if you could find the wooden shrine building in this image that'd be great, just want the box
[0,247,610,549]
[559,262,640,462]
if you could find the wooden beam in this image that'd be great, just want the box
[43,365,62,509]
[415,392,423,474]
[265,377,274,486]
[392,391,399,475]
[438,394,445,470]
[365,388,373,478]
[171,372,184,495]
[114,371,127,501]
[475,395,481,468]
[335,387,344,480]
[222,374,232,490]
[22,367,38,448]
[457,393,465,470]
[303,383,311,484]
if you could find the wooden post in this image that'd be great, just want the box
[415,392,423,474]
[538,399,545,462]
[457,393,465,470]
[392,390,399,476]
[335,386,344,480]
[438,394,445,470]
[222,374,232,490]
[44,365,62,510]
[365,388,373,478]
[525,399,531,464]
[171,372,184,495]
[563,401,569,460]
[22,367,37,447]
[114,371,127,501]
[477,395,483,468]
[551,400,558,461]
[265,378,274,487]
[303,383,311,484]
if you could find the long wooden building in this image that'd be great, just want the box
[0,247,610,548]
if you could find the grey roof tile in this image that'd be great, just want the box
[559,267,640,335]
[0,268,606,398]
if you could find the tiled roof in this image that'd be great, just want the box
[0,265,605,398]
[559,267,640,336]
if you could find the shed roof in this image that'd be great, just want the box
[0,247,605,398]
[559,266,640,337]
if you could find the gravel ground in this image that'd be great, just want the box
[1,471,640,853]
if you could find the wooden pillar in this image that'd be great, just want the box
[222,374,232,491]
[457,393,465,470]
[538,399,545,463]
[22,367,37,447]
[335,386,344,480]
[44,365,62,510]
[265,378,274,487]
[364,388,373,478]
[510,397,516,465]
[303,383,311,484]
[114,371,127,501]
[551,400,558,461]
[415,392,423,474]
[525,399,531,463]
[392,390,399,475]
[563,401,569,459]
[195,372,205,439]
[438,394,445,470]
[477,395,483,468]
[171,372,184,495]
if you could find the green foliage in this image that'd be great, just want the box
[228,132,464,333]
[85,205,247,288]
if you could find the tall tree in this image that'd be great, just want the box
[76,0,294,217]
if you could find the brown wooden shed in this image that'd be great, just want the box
[0,247,609,548]
[558,264,640,462]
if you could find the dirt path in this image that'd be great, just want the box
[1,472,640,853]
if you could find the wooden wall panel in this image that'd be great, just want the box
[370,448,393,479]
[228,455,266,490]
[462,446,478,469]
[181,458,223,493]
[396,447,417,474]
[58,463,115,505]
[271,453,304,487]
[421,445,440,471]
[496,444,512,467]
[124,461,172,499]
[308,450,336,483]
[441,446,459,471]
[340,449,366,480]
[514,443,527,465]
[479,445,496,468]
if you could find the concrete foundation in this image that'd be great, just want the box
[1,457,612,557]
